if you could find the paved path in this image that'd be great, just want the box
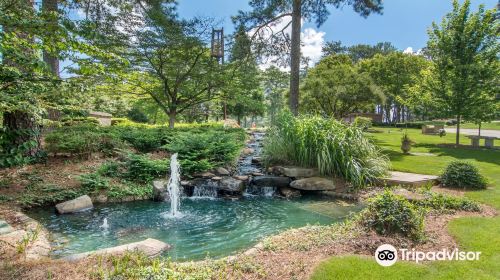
[382,171,438,187]
[444,128,500,138]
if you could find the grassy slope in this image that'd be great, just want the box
[311,128,500,280]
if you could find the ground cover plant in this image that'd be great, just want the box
[263,111,389,188]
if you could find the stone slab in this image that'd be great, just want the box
[63,238,171,261]
[382,171,438,187]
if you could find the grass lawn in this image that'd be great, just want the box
[311,127,500,280]
[447,122,500,131]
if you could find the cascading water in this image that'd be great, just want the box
[167,153,182,217]
[191,182,218,199]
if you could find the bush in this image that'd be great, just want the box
[127,107,149,123]
[45,125,125,156]
[78,173,110,193]
[440,161,487,189]
[124,154,169,183]
[113,126,168,153]
[352,117,372,131]
[263,111,389,188]
[362,190,424,241]
[60,117,100,127]
[414,192,480,212]
[165,130,243,175]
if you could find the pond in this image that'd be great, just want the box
[28,195,362,261]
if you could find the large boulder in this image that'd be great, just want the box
[64,238,170,261]
[275,166,319,178]
[215,167,230,176]
[152,179,168,201]
[290,177,336,191]
[56,195,93,214]
[218,178,245,192]
[252,176,291,188]
[279,187,301,199]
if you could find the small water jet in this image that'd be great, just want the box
[100,218,109,232]
[167,153,182,217]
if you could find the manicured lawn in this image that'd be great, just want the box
[311,128,500,280]
[368,127,500,208]
[311,217,500,280]
[447,122,500,131]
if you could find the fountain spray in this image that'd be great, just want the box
[167,153,182,217]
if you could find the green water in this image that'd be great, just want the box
[28,196,361,261]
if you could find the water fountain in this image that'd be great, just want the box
[100,217,109,231]
[167,153,182,217]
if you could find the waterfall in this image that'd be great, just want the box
[191,181,218,199]
[167,153,182,217]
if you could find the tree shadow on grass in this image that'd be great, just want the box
[409,143,500,165]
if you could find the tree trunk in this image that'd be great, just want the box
[478,122,481,136]
[42,0,59,76]
[168,110,176,128]
[3,111,41,157]
[456,114,461,146]
[237,115,241,126]
[289,0,301,116]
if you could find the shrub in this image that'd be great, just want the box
[97,161,123,177]
[17,184,80,208]
[362,190,424,241]
[440,161,487,189]
[124,154,169,183]
[352,117,372,131]
[60,117,100,127]
[45,125,125,156]
[165,130,243,174]
[78,173,110,193]
[400,132,414,154]
[112,126,169,153]
[263,111,389,188]
[414,192,480,212]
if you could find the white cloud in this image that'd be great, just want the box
[403,47,414,54]
[301,28,325,67]
[250,16,325,70]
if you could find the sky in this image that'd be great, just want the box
[177,0,498,66]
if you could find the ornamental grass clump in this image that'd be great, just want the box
[440,160,487,190]
[263,111,389,188]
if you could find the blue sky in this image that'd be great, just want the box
[177,0,497,60]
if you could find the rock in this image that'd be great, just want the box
[290,177,336,191]
[279,187,301,199]
[242,148,254,155]
[251,157,263,164]
[393,188,425,201]
[56,195,93,214]
[215,167,230,176]
[233,175,249,181]
[212,176,223,181]
[0,220,14,235]
[201,172,215,178]
[152,180,168,201]
[251,172,264,176]
[94,194,108,203]
[274,166,319,178]
[64,238,171,261]
[218,178,245,192]
[252,176,291,188]
[181,180,192,187]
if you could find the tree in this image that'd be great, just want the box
[359,52,428,123]
[103,1,228,128]
[322,41,396,61]
[42,0,59,76]
[426,0,499,145]
[234,0,383,115]
[301,54,383,119]
[262,66,289,123]
[226,25,265,125]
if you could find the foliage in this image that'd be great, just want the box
[123,154,169,183]
[302,54,384,119]
[127,107,149,123]
[262,66,289,124]
[359,52,429,123]
[165,129,244,174]
[18,183,80,208]
[440,160,487,190]
[362,190,425,241]
[400,132,414,154]
[78,173,110,193]
[44,125,124,156]
[0,128,43,167]
[415,191,481,212]
[263,111,389,188]
[322,41,396,61]
[106,181,152,199]
[60,117,99,127]
[352,117,372,131]
[112,126,168,153]
[426,0,499,145]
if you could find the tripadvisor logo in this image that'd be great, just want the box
[375,244,481,267]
